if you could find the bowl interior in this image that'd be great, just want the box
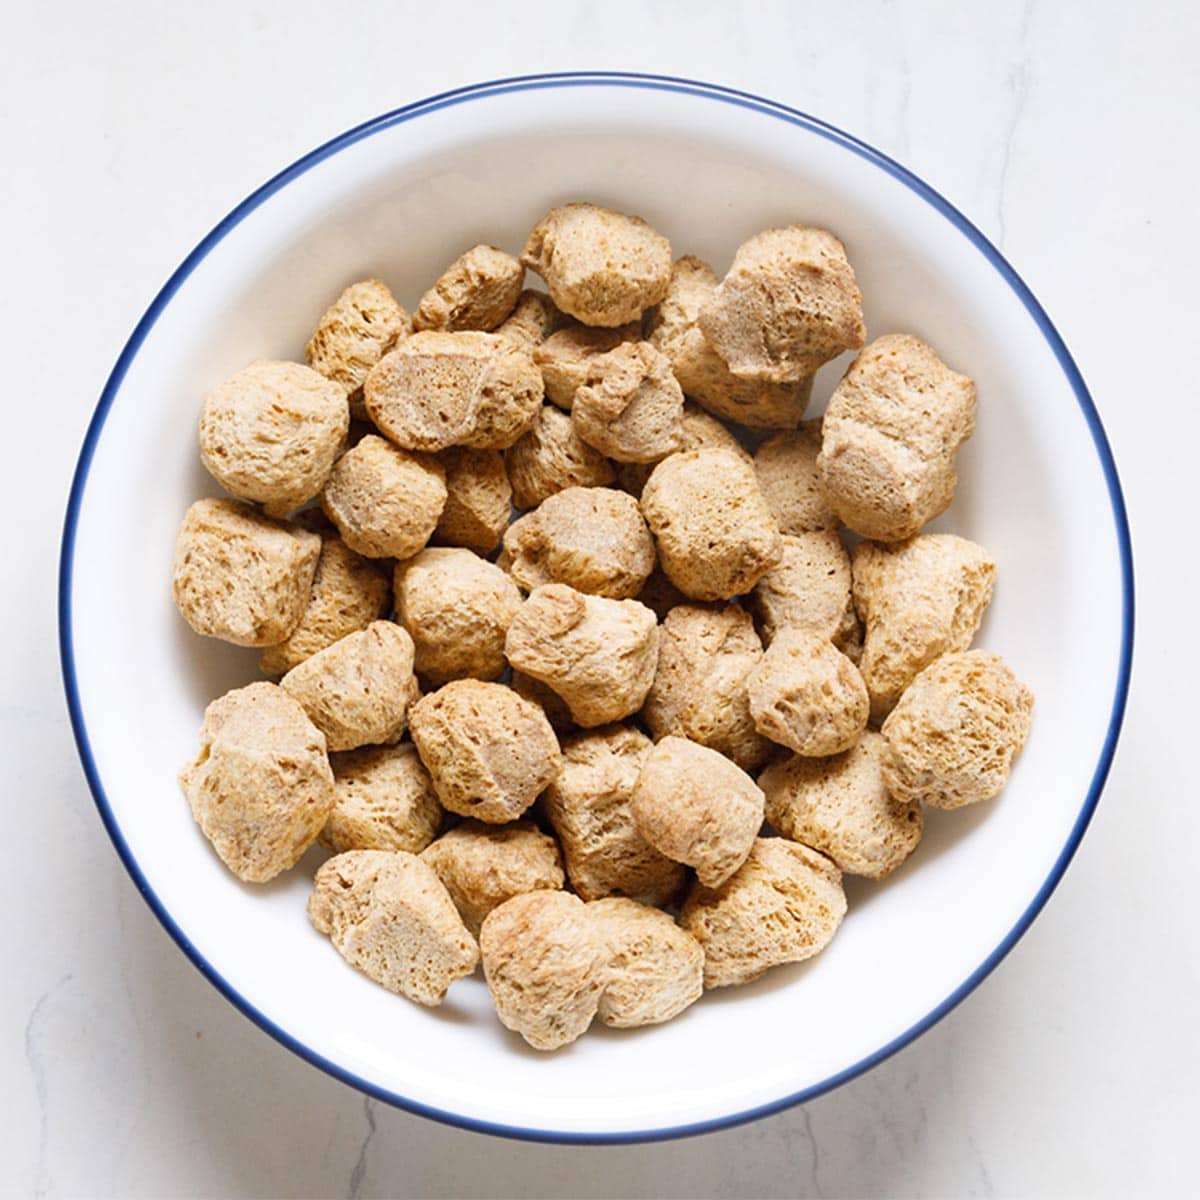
[63,79,1127,1140]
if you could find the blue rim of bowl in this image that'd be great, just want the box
[58,71,1134,1145]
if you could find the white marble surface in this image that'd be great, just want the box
[5,1,1197,1195]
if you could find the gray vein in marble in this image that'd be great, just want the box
[25,974,73,1199]
[800,1105,824,1199]
[996,0,1038,248]
[347,1095,377,1199]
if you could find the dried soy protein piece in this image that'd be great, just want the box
[432,447,512,555]
[533,323,640,409]
[504,404,616,510]
[753,422,840,534]
[414,244,525,332]
[616,400,750,497]
[495,288,570,350]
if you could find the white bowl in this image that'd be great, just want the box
[59,73,1132,1143]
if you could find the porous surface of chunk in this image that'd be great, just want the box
[504,404,616,510]
[494,289,569,349]
[616,400,750,497]
[533,323,640,409]
[432,447,512,555]
[753,422,840,534]
[413,244,525,332]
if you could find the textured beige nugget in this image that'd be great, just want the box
[853,534,996,720]
[588,898,704,1028]
[647,256,813,428]
[698,227,865,384]
[280,621,416,752]
[495,289,569,350]
[408,680,561,822]
[681,838,847,989]
[306,279,411,419]
[533,323,640,409]
[521,202,672,327]
[571,341,684,463]
[421,820,564,937]
[324,743,443,855]
[322,435,447,560]
[644,603,773,772]
[395,548,521,685]
[480,890,605,1050]
[631,736,765,888]
[505,584,659,727]
[500,486,655,599]
[881,650,1034,810]
[760,730,922,879]
[259,534,390,676]
[746,629,869,757]
[199,360,350,517]
[617,400,750,497]
[754,423,840,534]
[818,334,976,541]
[641,448,782,601]
[543,725,685,906]
[504,404,616,511]
[309,850,478,1006]
[414,244,524,332]
[365,331,543,451]
[433,447,512,555]
[179,682,334,883]
[173,498,321,647]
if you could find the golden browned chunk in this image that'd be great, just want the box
[631,736,764,888]
[280,621,416,752]
[173,498,321,647]
[640,448,782,601]
[681,838,847,988]
[321,435,446,560]
[324,743,443,855]
[818,334,976,541]
[760,731,921,878]
[433,447,512,555]
[306,279,410,419]
[509,669,578,734]
[309,850,478,1005]
[421,820,564,937]
[881,650,1034,810]
[480,890,604,1050]
[500,486,655,599]
[504,584,659,727]
[533,323,640,409]
[571,342,685,463]
[698,227,865,383]
[199,360,350,516]
[413,244,525,332]
[394,548,521,685]
[259,534,390,676]
[179,682,334,883]
[647,256,813,428]
[408,680,562,822]
[543,725,685,905]
[616,400,750,497]
[521,203,672,327]
[588,898,704,1028]
[643,603,773,772]
[753,422,840,534]
[494,289,569,350]
[364,331,543,451]
[504,405,616,510]
[746,629,869,757]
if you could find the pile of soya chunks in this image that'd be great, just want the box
[173,202,1033,1050]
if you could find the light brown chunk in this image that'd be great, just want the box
[616,400,750,497]
[173,498,321,647]
[432,447,513,555]
[504,584,659,727]
[588,898,704,1028]
[753,422,840,534]
[179,682,334,883]
[321,435,446,560]
[408,680,562,822]
[853,534,996,720]
[413,244,525,332]
[500,486,655,599]
[324,743,443,855]
[533,323,640,409]
[681,838,847,988]
[504,404,616,511]
[309,850,478,1006]
[760,731,921,879]
[480,891,604,1050]
[421,820,564,937]
[698,227,865,383]
[543,725,685,905]
[631,736,765,888]
[746,629,869,757]
[571,342,684,463]
[817,334,976,540]
[394,548,521,685]
[640,448,782,601]
[881,650,1034,810]
[494,289,569,350]
[280,621,416,752]
[198,360,350,516]
[643,603,773,772]
[521,203,672,327]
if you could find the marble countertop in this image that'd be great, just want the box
[6,1,1196,1196]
